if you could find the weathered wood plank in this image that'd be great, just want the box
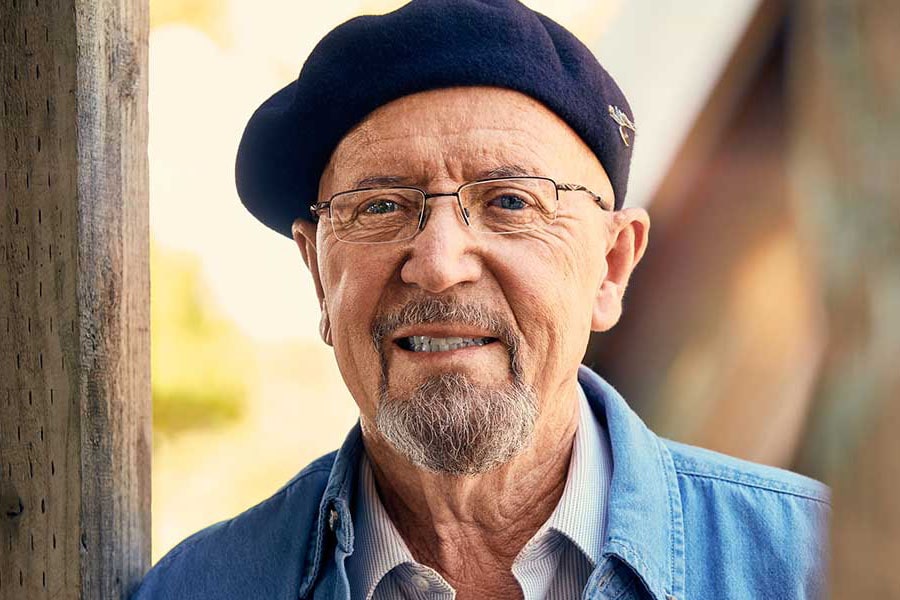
[0,0,150,598]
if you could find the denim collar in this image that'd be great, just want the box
[297,423,363,598]
[299,365,685,600]
[579,366,685,600]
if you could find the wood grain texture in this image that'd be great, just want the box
[0,0,150,598]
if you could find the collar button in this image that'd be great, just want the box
[411,574,430,592]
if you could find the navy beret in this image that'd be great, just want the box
[235,0,636,238]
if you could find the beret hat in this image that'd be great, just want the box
[235,0,635,238]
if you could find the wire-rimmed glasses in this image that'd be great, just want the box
[310,176,611,244]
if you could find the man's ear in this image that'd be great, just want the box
[592,207,650,332]
[292,218,333,346]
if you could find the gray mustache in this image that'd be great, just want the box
[371,297,521,371]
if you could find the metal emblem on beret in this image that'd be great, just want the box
[608,105,636,147]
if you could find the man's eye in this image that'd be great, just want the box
[362,199,400,214]
[490,194,530,210]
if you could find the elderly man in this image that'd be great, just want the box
[135,1,828,599]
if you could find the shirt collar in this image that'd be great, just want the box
[531,384,611,568]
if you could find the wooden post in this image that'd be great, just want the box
[789,0,900,596]
[0,0,150,598]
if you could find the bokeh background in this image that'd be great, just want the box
[147,0,900,594]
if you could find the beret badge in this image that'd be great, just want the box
[608,105,636,147]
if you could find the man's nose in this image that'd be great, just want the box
[400,197,482,293]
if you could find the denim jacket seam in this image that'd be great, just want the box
[656,439,684,600]
[674,469,831,506]
[656,439,677,598]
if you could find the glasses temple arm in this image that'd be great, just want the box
[556,183,612,211]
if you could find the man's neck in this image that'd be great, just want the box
[360,381,581,598]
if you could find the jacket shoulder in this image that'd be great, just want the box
[663,439,829,599]
[132,452,337,600]
[664,438,829,503]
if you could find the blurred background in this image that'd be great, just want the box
[147,0,900,594]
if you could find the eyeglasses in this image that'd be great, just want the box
[310,176,611,244]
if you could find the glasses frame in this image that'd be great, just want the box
[309,176,612,244]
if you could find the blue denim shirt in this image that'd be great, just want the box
[134,366,830,600]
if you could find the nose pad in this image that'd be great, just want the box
[417,195,471,232]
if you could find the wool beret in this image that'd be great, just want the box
[235,0,636,238]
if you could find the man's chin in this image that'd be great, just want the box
[374,372,537,476]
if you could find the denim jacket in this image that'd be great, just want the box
[134,366,829,600]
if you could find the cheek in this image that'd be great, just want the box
[320,241,391,335]
[489,226,602,375]
[513,217,603,310]
[544,214,604,280]
[319,245,397,411]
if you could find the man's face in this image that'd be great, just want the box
[295,87,647,473]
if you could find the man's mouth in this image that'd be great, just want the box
[396,336,499,353]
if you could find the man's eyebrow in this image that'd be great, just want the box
[476,164,539,179]
[350,164,539,189]
[353,174,412,188]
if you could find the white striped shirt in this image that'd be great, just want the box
[346,385,612,599]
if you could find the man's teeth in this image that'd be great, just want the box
[406,336,493,352]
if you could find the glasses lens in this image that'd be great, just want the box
[329,188,424,243]
[461,178,557,233]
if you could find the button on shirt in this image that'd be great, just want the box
[346,385,612,599]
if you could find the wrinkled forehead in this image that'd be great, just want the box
[319,87,611,197]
